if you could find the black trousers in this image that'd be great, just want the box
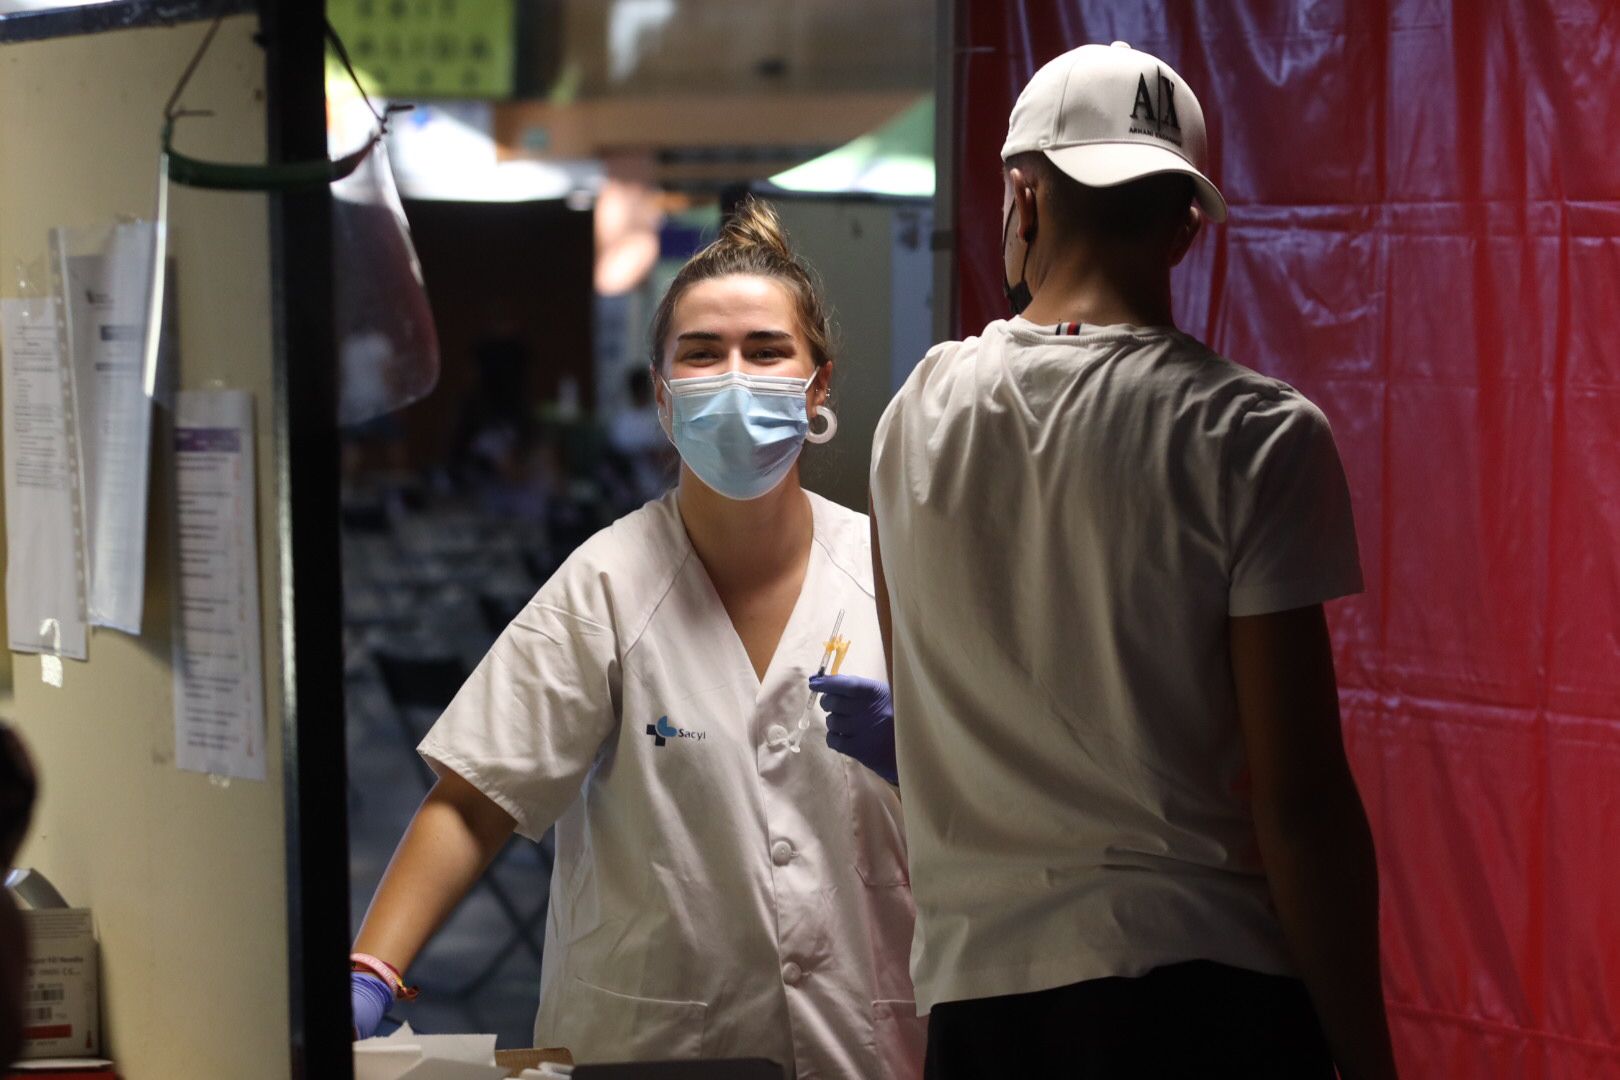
[923,960,1334,1079]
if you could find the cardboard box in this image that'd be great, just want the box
[495,1048,573,1076]
[18,910,99,1060]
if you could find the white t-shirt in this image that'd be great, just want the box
[420,490,923,1077]
[870,317,1363,1012]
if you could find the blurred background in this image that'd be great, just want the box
[3,1,1614,1074]
[331,0,939,1044]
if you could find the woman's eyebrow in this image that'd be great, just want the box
[674,329,794,343]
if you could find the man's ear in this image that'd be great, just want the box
[1169,202,1203,267]
[1008,165,1039,242]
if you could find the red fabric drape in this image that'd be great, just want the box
[953,3,1620,1076]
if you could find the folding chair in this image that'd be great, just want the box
[371,651,467,788]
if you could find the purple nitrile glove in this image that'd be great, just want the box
[809,673,898,786]
[352,971,392,1040]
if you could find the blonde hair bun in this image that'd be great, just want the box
[717,197,794,260]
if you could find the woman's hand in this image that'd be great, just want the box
[351,971,392,1040]
[810,674,898,785]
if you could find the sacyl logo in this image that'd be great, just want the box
[1128,67,1183,147]
[645,715,706,747]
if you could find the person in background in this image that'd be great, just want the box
[452,333,533,490]
[602,367,677,510]
[0,725,38,1065]
[350,199,924,1077]
[868,42,1398,1079]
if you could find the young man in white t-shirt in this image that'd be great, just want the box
[867,42,1399,1078]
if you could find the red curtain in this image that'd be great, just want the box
[952,3,1620,1076]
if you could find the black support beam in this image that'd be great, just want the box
[261,0,351,1076]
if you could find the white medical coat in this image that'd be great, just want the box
[419,489,923,1078]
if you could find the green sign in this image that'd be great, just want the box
[330,0,515,100]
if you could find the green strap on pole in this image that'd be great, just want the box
[160,17,403,193]
[162,119,381,191]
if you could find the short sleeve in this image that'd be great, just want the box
[418,597,619,842]
[870,392,903,496]
[871,338,956,500]
[1225,391,1364,617]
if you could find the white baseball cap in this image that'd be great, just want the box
[1001,40,1227,223]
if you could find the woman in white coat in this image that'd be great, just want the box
[350,200,922,1078]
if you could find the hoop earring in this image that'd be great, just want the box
[806,406,837,444]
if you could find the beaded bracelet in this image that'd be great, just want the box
[350,952,421,1002]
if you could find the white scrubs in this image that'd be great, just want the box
[419,489,923,1078]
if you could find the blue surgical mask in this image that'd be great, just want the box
[661,371,817,501]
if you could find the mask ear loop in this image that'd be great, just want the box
[654,371,676,442]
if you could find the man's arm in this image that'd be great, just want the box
[1230,604,1398,1080]
[869,496,893,684]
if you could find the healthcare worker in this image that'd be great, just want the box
[869,43,1397,1079]
[350,198,923,1078]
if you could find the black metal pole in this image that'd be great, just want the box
[260,0,351,1076]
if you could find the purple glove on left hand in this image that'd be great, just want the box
[809,673,898,786]
[352,972,391,1041]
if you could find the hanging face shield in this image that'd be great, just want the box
[325,56,440,425]
[147,17,439,424]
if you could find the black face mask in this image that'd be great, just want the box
[1001,202,1034,316]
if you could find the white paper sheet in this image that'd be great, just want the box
[410,1033,499,1065]
[171,389,264,781]
[1,298,88,662]
[395,1060,509,1080]
[56,222,157,634]
[354,1043,426,1080]
[355,1025,508,1080]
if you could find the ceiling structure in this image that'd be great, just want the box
[510,0,934,192]
[327,0,934,196]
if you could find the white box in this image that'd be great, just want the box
[19,908,99,1060]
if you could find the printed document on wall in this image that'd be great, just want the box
[172,389,264,781]
[1,299,88,661]
[55,222,157,634]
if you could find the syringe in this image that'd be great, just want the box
[788,608,847,753]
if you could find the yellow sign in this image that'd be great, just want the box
[330,0,515,100]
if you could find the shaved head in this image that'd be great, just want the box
[1006,151,1196,252]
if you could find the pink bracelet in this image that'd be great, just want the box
[351,952,420,1001]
